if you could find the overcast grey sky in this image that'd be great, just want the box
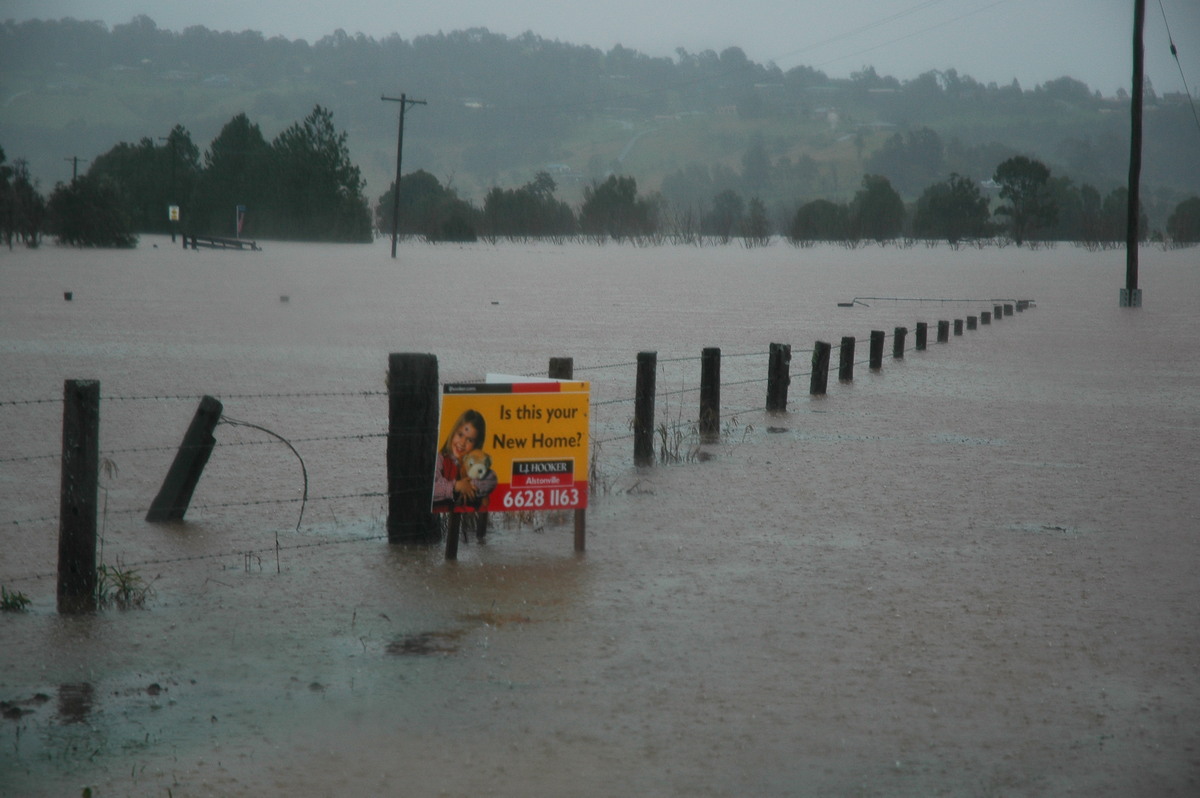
[4,0,1198,95]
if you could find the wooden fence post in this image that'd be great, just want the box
[869,330,885,370]
[766,343,791,412]
[58,379,99,614]
[387,353,441,544]
[981,311,991,325]
[146,395,223,522]
[549,357,586,552]
[634,351,657,467]
[810,341,831,395]
[839,336,855,382]
[915,322,928,351]
[967,315,978,330]
[1004,303,1014,316]
[700,347,720,443]
[954,319,963,336]
[893,327,907,358]
[993,305,1003,321]
[937,320,950,343]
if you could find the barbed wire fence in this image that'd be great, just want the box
[1,302,1028,591]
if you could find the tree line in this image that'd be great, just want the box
[4,110,1200,248]
[1,106,372,248]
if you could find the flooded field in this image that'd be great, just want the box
[2,237,1198,796]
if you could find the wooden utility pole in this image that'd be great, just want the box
[381,93,427,259]
[64,156,87,182]
[1123,0,1145,307]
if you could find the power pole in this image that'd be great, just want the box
[381,93,427,259]
[1123,0,1145,308]
[64,156,87,182]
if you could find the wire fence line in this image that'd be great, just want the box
[2,311,1020,568]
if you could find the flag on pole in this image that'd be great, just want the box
[236,205,246,237]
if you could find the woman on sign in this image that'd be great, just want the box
[432,409,496,511]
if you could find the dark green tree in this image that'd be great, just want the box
[788,199,849,243]
[47,174,137,247]
[481,171,576,239]
[579,175,657,239]
[912,173,991,244]
[87,126,200,234]
[1166,196,1200,244]
[703,189,744,242]
[741,197,771,246]
[1,148,47,248]
[376,170,478,242]
[271,105,372,242]
[992,156,1057,244]
[196,113,272,237]
[850,174,905,242]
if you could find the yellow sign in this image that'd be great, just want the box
[433,380,589,513]
[168,205,180,222]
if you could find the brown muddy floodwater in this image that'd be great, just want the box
[1,237,1198,796]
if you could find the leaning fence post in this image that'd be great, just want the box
[893,327,908,359]
[937,320,950,343]
[839,336,855,382]
[869,330,885,370]
[810,341,831,395]
[549,357,586,552]
[634,351,657,467]
[58,379,99,614]
[766,343,791,412]
[387,353,441,544]
[915,322,928,351]
[700,347,720,442]
[146,395,223,523]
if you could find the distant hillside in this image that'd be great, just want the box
[3,16,1198,227]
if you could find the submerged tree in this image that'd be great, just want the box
[271,105,373,242]
[912,173,991,244]
[850,174,905,242]
[47,174,137,247]
[579,175,658,239]
[992,156,1057,244]
[1166,196,1200,244]
[788,199,849,243]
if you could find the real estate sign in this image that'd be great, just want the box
[433,379,589,513]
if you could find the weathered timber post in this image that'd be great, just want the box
[893,327,907,359]
[839,336,855,382]
[58,380,99,614]
[146,395,223,522]
[387,353,441,544]
[954,319,963,336]
[869,330,885,371]
[444,514,461,560]
[937,320,950,343]
[549,357,586,552]
[993,305,1003,321]
[967,315,978,330]
[700,347,720,443]
[1003,303,1014,317]
[766,343,791,412]
[634,351,657,467]
[981,311,991,325]
[915,322,928,351]
[810,341,831,395]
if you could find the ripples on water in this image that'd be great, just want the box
[1,237,1198,795]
